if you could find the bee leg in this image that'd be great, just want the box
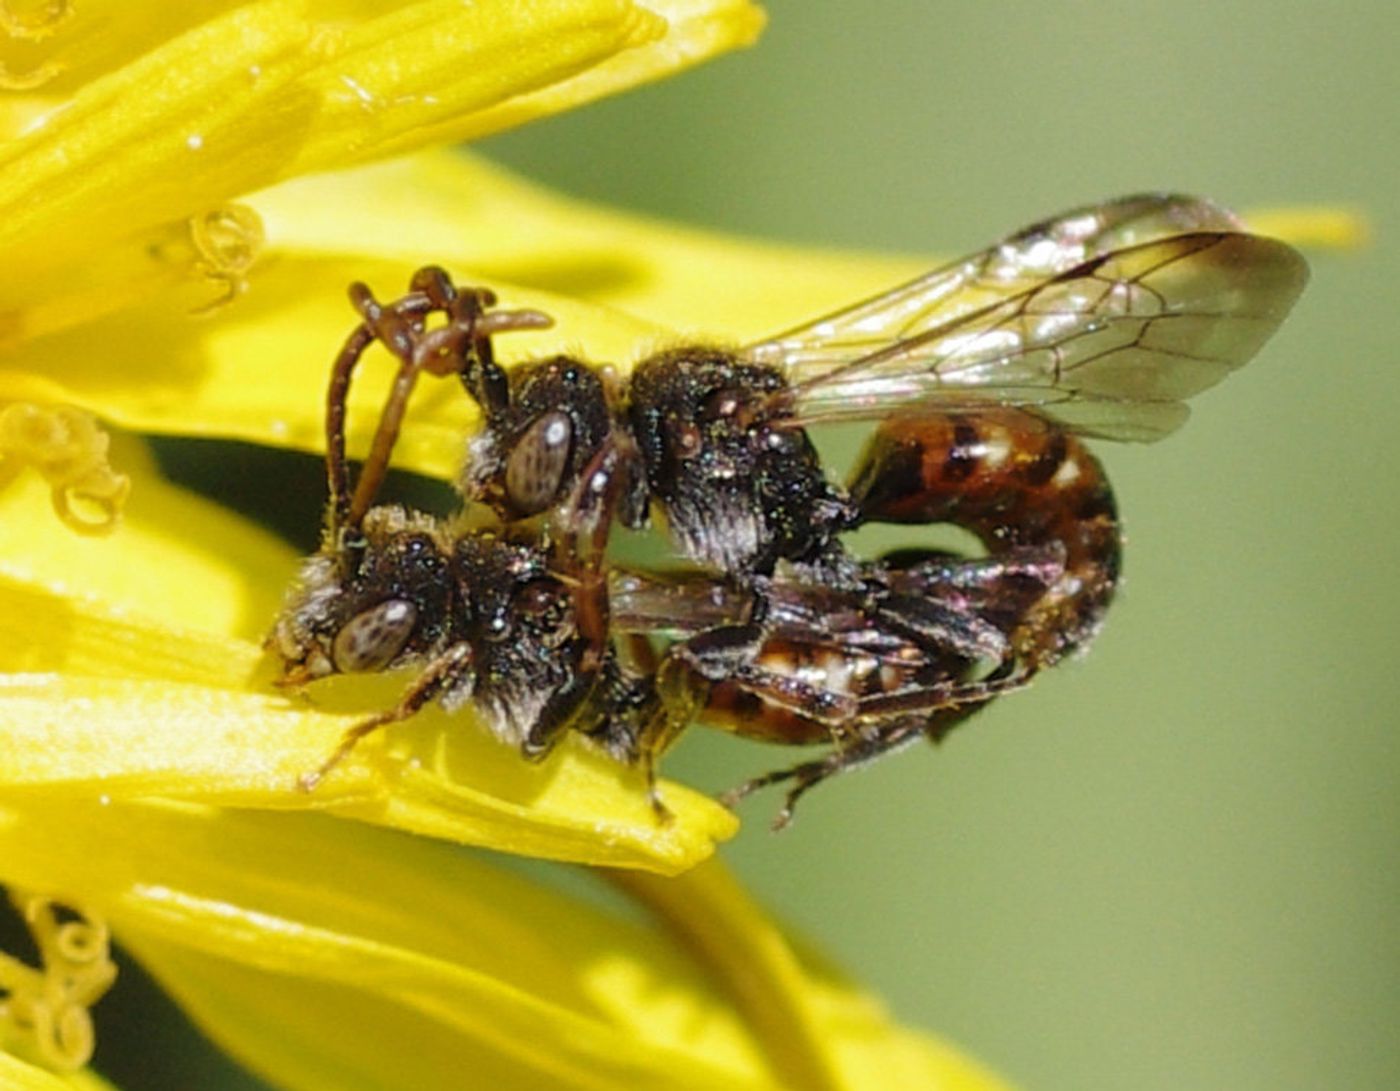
[720,695,1001,830]
[630,620,764,821]
[873,592,1011,665]
[635,657,702,824]
[733,664,861,725]
[715,718,922,829]
[579,654,658,764]
[518,512,623,760]
[852,663,1032,718]
[520,647,632,765]
[879,545,1068,649]
[520,670,597,760]
[296,641,474,792]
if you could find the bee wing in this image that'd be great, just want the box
[746,195,1308,442]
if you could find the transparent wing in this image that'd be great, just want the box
[746,195,1308,442]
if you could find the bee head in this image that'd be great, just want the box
[269,506,452,686]
[460,356,612,519]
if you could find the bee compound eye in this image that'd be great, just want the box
[331,599,418,673]
[505,410,573,516]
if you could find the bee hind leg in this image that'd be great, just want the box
[717,716,927,830]
[626,619,770,821]
[720,698,996,830]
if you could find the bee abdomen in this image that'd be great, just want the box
[848,408,1120,667]
[701,640,905,744]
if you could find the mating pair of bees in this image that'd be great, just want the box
[268,194,1307,827]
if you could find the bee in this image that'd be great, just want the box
[380,193,1304,560]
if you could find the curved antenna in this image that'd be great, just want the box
[324,282,435,540]
[325,322,373,538]
[325,268,554,536]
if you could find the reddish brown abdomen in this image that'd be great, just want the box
[700,636,930,744]
[848,409,1120,668]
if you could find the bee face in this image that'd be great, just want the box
[272,510,452,684]
[461,356,612,520]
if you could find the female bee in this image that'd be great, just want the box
[337,193,1303,581]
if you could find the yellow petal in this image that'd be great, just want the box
[8,152,923,482]
[0,450,734,871]
[433,0,766,165]
[0,1,312,277]
[0,1,763,315]
[5,255,670,486]
[0,3,252,98]
[0,800,768,1090]
[307,0,767,171]
[0,436,291,638]
[614,863,1014,1091]
[129,943,771,1091]
[254,150,927,340]
[1244,205,1370,249]
[0,798,1005,1091]
[0,1051,116,1091]
[0,670,732,872]
[0,200,267,351]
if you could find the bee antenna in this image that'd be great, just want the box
[327,279,433,536]
[344,345,425,530]
[326,318,374,539]
[326,269,553,535]
[444,296,553,418]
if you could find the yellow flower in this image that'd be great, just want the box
[0,5,1364,1086]
[0,790,1012,1090]
[0,445,1016,1087]
[0,4,1027,1088]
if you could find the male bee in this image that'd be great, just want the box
[344,193,1303,574]
[270,279,623,786]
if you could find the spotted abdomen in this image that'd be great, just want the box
[847,408,1121,668]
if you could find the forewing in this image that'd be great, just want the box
[747,196,1308,442]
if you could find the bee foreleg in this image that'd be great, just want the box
[296,641,474,792]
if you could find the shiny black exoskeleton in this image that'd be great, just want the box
[626,349,853,575]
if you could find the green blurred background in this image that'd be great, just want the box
[94,3,1398,1089]
[481,4,1398,1090]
